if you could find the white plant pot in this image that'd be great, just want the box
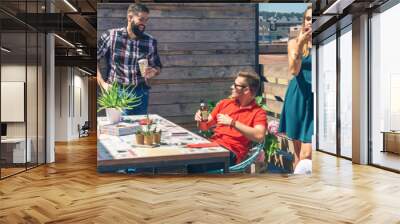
[106,108,121,124]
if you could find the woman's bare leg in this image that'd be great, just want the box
[292,142,313,174]
[293,140,301,168]
[300,143,312,160]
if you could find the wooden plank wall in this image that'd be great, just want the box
[98,3,257,128]
[259,43,289,121]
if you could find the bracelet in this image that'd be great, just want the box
[230,119,236,128]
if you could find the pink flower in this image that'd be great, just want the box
[257,151,265,163]
[268,120,279,136]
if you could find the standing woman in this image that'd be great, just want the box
[278,5,313,174]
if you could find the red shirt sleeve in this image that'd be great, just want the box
[253,108,267,127]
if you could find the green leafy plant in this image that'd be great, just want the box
[142,114,154,136]
[151,123,158,134]
[264,133,279,161]
[97,82,142,112]
[255,95,281,162]
[135,126,143,135]
[255,95,269,111]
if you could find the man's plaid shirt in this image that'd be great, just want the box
[97,27,162,86]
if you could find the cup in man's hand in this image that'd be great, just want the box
[138,58,148,77]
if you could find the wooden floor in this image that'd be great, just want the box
[372,150,400,171]
[0,135,400,223]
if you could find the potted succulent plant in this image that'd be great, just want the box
[153,128,162,145]
[143,130,154,145]
[135,127,144,145]
[97,82,141,124]
[142,116,154,145]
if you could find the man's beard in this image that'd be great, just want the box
[132,24,145,38]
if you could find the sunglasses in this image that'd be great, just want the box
[233,83,248,90]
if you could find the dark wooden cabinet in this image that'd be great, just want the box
[382,131,400,154]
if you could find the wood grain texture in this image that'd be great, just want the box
[98,18,255,31]
[96,30,255,43]
[98,3,255,19]
[265,82,287,100]
[1,136,400,223]
[260,54,290,117]
[259,54,291,80]
[153,65,254,80]
[266,99,283,114]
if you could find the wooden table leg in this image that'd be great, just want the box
[223,158,230,173]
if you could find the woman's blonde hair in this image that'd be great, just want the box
[301,5,312,57]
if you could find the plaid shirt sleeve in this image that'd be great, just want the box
[97,30,111,61]
[148,39,162,69]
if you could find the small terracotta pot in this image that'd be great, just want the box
[153,132,161,144]
[144,135,153,145]
[136,134,144,145]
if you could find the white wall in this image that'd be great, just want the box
[54,67,89,141]
[73,72,89,138]
[1,65,30,138]
[46,1,56,163]
[55,67,69,141]
[1,63,46,164]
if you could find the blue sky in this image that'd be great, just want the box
[259,3,309,13]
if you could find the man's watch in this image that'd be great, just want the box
[230,119,236,128]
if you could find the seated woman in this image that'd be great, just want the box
[190,71,267,172]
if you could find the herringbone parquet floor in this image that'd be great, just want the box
[0,135,399,224]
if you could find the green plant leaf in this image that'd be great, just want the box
[97,81,142,112]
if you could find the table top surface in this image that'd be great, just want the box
[97,114,229,165]
[381,131,400,134]
[1,137,29,143]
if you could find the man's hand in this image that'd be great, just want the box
[194,110,202,122]
[101,82,110,91]
[217,114,233,126]
[127,15,134,37]
[97,64,110,91]
[144,67,159,79]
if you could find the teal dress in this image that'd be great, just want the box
[278,52,313,143]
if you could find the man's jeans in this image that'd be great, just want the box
[187,151,237,173]
[119,83,149,115]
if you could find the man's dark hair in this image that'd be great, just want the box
[127,3,149,15]
[237,71,260,95]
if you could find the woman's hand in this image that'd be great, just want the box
[297,26,312,45]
